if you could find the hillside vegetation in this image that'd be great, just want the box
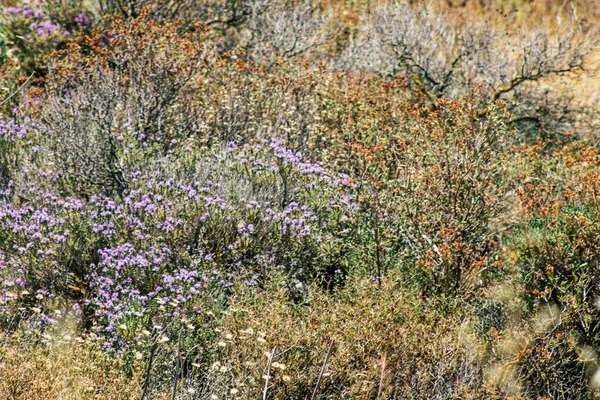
[1,0,600,398]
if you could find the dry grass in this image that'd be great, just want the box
[0,331,141,400]
[200,275,495,399]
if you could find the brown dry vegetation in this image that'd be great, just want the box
[0,332,140,399]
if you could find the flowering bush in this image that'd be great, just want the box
[0,131,355,351]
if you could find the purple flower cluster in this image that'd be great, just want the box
[0,117,46,155]
[230,138,357,188]
[86,243,213,351]
[30,19,62,36]
[3,1,92,39]
[4,1,64,38]
[0,118,29,140]
[0,133,356,351]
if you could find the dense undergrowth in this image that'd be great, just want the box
[1,0,600,398]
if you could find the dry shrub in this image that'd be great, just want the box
[96,0,336,65]
[311,76,511,293]
[243,1,333,64]
[193,56,328,151]
[383,95,510,293]
[37,11,337,197]
[338,0,600,139]
[511,140,600,339]
[40,11,212,196]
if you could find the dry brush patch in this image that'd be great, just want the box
[0,330,141,399]
[203,276,492,399]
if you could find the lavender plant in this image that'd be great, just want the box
[0,127,356,353]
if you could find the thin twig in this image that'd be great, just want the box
[139,341,158,400]
[171,330,182,400]
[0,72,35,108]
[376,353,387,399]
[311,338,335,400]
[181,343,202,373]
[263,345,277,400]
[140,323,174,400]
